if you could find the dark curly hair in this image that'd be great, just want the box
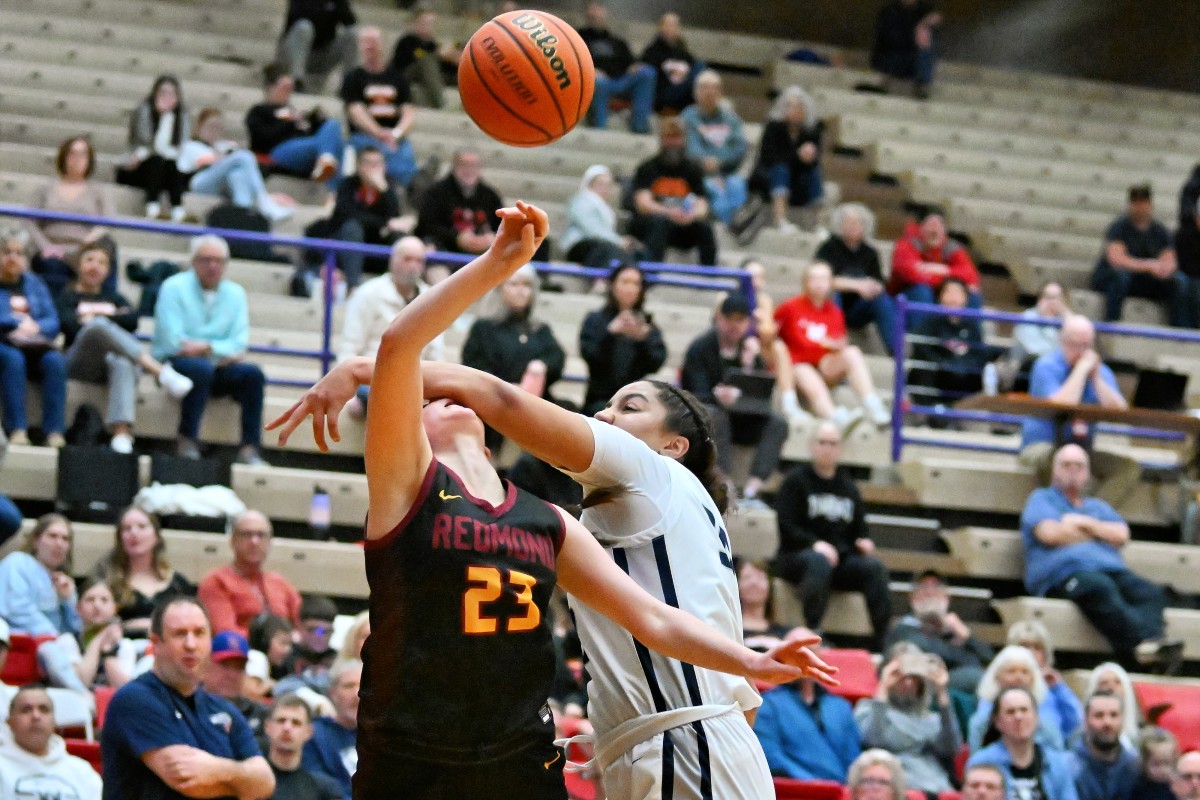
[647,380,728,514]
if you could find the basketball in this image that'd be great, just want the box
[458,10,595,147]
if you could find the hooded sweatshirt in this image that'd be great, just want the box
[0,733,102,800]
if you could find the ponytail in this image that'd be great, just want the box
[648,381,729,514]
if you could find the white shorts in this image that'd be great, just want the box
[602,711,773,800]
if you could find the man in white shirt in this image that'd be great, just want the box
[338,236,443,416]
[0,685,102,800]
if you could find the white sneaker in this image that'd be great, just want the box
[775,220,800,235]
[145,201,161,219]
[863,394,891,428]
[158,364,194,399]
[170,206,187,223]
[258,196,294,223]
[110,432,134,454]
[831,405,863,434]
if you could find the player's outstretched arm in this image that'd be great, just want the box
[554,509,838,687]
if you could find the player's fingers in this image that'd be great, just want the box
[327,407,342,443]
[312,409,328,452]
[785,635,822,649]
[495,205,522,220]
[274,404,307,447]
[265,400,302,431]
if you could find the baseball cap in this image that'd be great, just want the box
[719,293,752,318]
[0,618,9,646]
[212,631,250,663]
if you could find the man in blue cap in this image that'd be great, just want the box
[207,630,271,739]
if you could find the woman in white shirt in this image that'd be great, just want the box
[562,165,643,270]
[178,109,293,223]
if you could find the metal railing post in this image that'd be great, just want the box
[320,250,337,375]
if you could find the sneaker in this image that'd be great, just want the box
[863,394,891,428]
[345,395,366,420]
[8,430,30,446]
[176,437,202,460]
[45,433,66,449]
[170,206,187,223]
[158,364,194,399]
[310,153,338,183]
[145,201,161,219]
[831,405,863,435]
[257,197,294,223]
[110,432,134,454]
[1136,638,1185,675]
[236,446,268,467]
[775,220,801,235]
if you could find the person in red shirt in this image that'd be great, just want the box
[774,262,892,430]
[889,213,982,325]
[197,510,302,637]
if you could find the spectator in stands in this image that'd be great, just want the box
[328,146,412,289]
[640,12,700,115]
[101,598,275,800]
[26,136,115,297]
[0,685,103,800]
[415,148,502,255]
[302,658,360,799]
[342,27,417,188]
[962,764,1007,800]
[749,86,825,234]
[816,202,897,352]
[680,292,787,508]
[57,241,194,453]
[275,595,339,698]
[151,234,268,465]
[630,117,718,266]
[847,748,908,800]
[578,263,667,415]
[578,1,655,134]
[889,212,981,321]
[65,578,134,691]
[1020,443,1181,673]
[737,559,794,652]
[338,236,438,416]
[907,277,1004,406]
[1006,620,1084,744]
[278,0,357,92]
[754,628,861,781]
[119,75,190,222]
[0,514,79,639]
[871,0,941,99]
[968,686,1078,800]
[178,108,293,223]
[0,228,66,448]
[198,510,302,637]
[773,421,892,649]
[1070,691,1138,800]
[246,64,344,189]
[1082,662,1141,747]
[264,694,342,800]
[205,630,270,737]
[1177,164,1200,291]
[1176,752,1200,800]
[854,650,959,795]
[1000,280,1070,391]
[389,10,459,109]
[1091,184,1188,327]
[969,646,1069,752]
[886,569,994,694]
[680,70,750,226]
[774,262,893,430]
[250,614,295,683]
[0,431,19,546]
[562,164,642,271]
[1135,728,1178,800]
[96,506,195,638]
[1017,314,1139,506]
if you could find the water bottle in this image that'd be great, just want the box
[982,363,999,396]
[309,486,331,538]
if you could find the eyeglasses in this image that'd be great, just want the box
[234,530,271,540]
[856,778,892,789]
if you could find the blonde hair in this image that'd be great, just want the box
[336,611,370,664]
[1006,619,1055,667]
[976,645,1047,704]
[847,749,906,800]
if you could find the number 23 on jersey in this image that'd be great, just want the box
[463,565,541,634]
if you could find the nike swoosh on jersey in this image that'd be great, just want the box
[439,490,462,501]
[544,752,562,769]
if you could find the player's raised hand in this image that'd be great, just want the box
[492,201,548,268]
[266,357,371,450]
[752,635,840,687]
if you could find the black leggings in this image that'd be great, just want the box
[118,155,186,206]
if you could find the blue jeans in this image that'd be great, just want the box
[589,65,655,133]
[901,284,982,329]
[841,291,899,352]
[0,343,66,435]
[1092,261,1191,327]
[767,162,824,206]
[270,118,344,190]
[875,39,937,85]
[168,357,265,446]
[704,174,748,225]
[1050,568,1166,666]
[189,150,268,208]
[349,132,417,187]
[0,492,21,545]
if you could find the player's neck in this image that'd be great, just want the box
[270,747,302,771]
[438,444,506,505]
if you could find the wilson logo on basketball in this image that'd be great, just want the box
[511,13,572,90]
[480,35,538,105]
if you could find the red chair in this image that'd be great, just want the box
[773,778,844,799]
[953,743,970,783]
[94,685,115,731]
[938,792,963,800]
[65,738,102,774]
[820,649,879,704]
[1134,681,1200,751]
[0,633,55,685]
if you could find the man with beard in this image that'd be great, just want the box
[1070,691,1138,800]
[853,647,960,796]
[630,117,717,265]
[885,570,994,693]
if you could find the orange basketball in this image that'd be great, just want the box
[458,10,595,147]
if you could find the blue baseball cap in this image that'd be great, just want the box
[211,630,250,663]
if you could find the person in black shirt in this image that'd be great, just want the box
[415,148,503,254]
[390,10,459,109]
[329,147,411,288]
[750,86,825,232]
[639,12,700,115]
[278,0,358,92]
[578,1,655,133]
[264,695,342,800]
[870,0,941,98]
[773,421,892,649]
[1091,184,1189,327]
[630,118,718,265]
[342,27,418,187]
[680,293,787,508]
[816,203,897,352]
[246,64,344,190]
[908,277,1005,408]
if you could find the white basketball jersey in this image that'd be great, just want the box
[563,418,762,740]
